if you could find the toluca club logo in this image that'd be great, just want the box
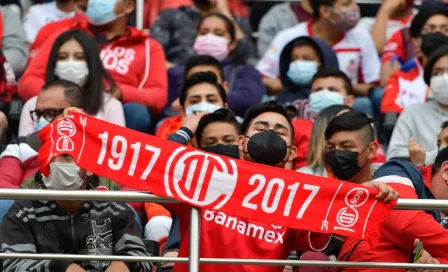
[164,147,238,209]
[55,118,77,152]
[335,188,369,232]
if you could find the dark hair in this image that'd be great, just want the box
[183,55,225,82]
[195,108,240,148]
[433,146,448,175]
[325,111,374,145]
[410,4,448,38]
[179,71,227,107]
[240,101,295,142]
[442,120,448,130]
[310,0,335,19]
[197,13,244,65]
[42,79,84,108]
[45,29,116,115]
[291,38,323,63]
[424,45,448,85]
[311,68,354,95]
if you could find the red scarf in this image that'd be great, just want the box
[37,113,395,245]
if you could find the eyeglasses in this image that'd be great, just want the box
[30,108,65,122]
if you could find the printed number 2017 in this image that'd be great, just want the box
[242,174,320,218]
[97,132,161,179]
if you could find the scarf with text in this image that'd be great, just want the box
[37,113,395,245]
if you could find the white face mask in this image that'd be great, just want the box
[431,74,448,105]
[55,60,89,87]
[185,102,222,115]
[43,162,85,190]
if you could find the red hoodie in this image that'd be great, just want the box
[19,21,168,114]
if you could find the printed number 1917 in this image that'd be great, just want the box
[97,132,161,179]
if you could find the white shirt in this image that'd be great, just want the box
[23,1,75,43]
[256,21,381,84]
[356,9,417,42]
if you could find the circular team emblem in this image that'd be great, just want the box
[164,147,238,209]
[344,188,369,208]
[57,119,76,137]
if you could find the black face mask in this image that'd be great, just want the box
[326,150,362,181]
[421,32,448,57]
[203,144,240,159]
[245,130,289,166]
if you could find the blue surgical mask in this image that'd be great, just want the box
[286,60,318,86]
[35,118,50,131]
[309,89,344,113]
[86,0,125,26]
[185,102,222,115]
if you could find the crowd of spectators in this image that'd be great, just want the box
[1,0,448,271]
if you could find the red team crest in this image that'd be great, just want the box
[164,147,238,209]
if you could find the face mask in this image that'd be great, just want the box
[185,102,221,115]
[421,33,448,57]
[86,0,125,26]
[330,6,360,33]
[287,60,319,86]
[203,144,240,159]
[309,90,344,113]
[35,117,50,131]
[193,34,229,62]
[42,162,84,190]
[55,60,89,87]
[326,149,364,181]
[245,130,289,166]
[431,74,448,105]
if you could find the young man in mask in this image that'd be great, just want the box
[151,0,253,66]
[163,71,227,146]
[324,110,378,183]
[257,0,380,111]
[381,17,448,114]
[337,145,448,270]
[0,142,152,271]
[19,0,167,133]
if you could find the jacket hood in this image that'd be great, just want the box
[75,21,150,42]
[279,36,339,90]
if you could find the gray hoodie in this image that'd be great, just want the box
[387,101,448,165]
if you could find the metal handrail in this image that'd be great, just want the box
[1,189,448,271]
[0,189,447,210]
[0,253,447,270]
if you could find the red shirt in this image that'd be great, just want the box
[166,204,330,272]
[381,58,428,114]
[19,21,168,113]
[338,177,448,271]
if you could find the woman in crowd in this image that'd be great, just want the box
[18,30,125,136]
[167,13,263,117]
[298,105,352,177]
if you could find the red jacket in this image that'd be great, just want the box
[292,119,386,170]
[381,58,428,114]
[0,155,39,188]
[339,177,448,271]
[28,13,87,60]
[19,21,168,113]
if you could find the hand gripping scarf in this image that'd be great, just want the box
[36,113,395,245]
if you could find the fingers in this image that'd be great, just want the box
[373,183,399,202]
[63,107,84,117]
[409,137,416,146]
[414,238,420,247]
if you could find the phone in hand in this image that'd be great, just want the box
[410,241,424,263]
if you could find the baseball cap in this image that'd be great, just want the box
[26,129,43,152]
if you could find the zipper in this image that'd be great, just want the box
[70,215,76,250]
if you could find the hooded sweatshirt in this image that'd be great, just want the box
[18,21,168,114]
[166,56,264,117]
[276,37,339,118]
[387,101,448,165]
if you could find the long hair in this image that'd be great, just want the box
[307,105,353,171]
[197,13,244,65]
[45,29,117,115]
